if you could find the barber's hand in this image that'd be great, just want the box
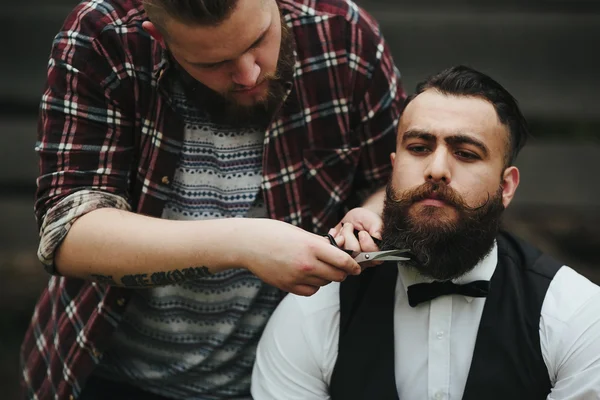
[236,219,361,297]
[329,207,383,241]
[328,208,384,268]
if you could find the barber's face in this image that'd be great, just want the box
[164,0,286,107]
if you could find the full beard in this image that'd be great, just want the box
[380,181,505,281]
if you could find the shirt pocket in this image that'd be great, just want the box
[302,146,362,232]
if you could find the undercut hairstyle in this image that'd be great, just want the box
[143,0,240,32]
[401,65,529,166]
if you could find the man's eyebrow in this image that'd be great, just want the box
[188,25,270,67]
[445,135,490,158]
[401,130,436,143]
[402,130,490,157]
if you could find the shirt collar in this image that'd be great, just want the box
[397,241,498,303]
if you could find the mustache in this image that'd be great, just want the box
[230,72,280,92]
[388,181,491,212]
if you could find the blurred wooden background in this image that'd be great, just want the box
[1,1,598,398]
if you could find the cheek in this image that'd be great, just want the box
[391,160,423,190]
[455,169,501,204]
[257,47,279,74]
[260,31,283,73]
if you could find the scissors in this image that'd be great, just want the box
[326,233,411,264]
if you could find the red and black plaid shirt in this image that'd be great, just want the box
[21,0,405,398]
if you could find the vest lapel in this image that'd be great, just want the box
[462,235,555,400]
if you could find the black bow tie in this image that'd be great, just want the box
[407,280,490,307]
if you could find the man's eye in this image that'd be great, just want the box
[252,35,265,49]
[456,151,480,160]
[197,61,226,70]
[408,145,429,154]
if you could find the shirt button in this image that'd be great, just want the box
[69,395,74,400]
[161,176,170,185]
[116,298,126,307]
[434,391,445,400]
[436,330,445,339]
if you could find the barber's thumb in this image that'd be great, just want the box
[365,222,383,240]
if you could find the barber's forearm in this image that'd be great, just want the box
[54,208,244,287]
[360,186,386,216]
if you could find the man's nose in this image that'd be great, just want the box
[425,149,452,184]
[232,54,260,88]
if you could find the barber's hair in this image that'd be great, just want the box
[143,0,240,30]
[401,65,529,166]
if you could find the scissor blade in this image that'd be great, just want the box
[371,255,411,262]
[354,250,411,264]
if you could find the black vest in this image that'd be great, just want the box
[330,232,562,400]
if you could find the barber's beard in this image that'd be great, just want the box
[219,21,295,127]
[380,181,505,281]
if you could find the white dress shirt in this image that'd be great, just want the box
[251,244,600,400]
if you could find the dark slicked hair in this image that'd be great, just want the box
[401,65,529,166]
[143,0,240,32]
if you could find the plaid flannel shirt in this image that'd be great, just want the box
[21,0,405,398]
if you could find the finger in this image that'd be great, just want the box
[360,260,384,270]
[319,232,345,249]
[370,229,383,241]
[303,276,335,286]
[307,260,349,283]
[334,234,345,248]
[328,224,343,237]
[360,218,383,240]
[339,222,361,252]
[342,209,383,240]
[353,231,384,269]
[358,230,379,252]
[315,241,361,276]
[291,284,320,297]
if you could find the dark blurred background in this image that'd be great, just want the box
[1,0,599,398]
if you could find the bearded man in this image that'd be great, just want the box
[252,65,600,400]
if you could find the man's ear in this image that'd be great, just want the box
[501,166,520,208]
[390,152,396,165]
[142,21,166,48]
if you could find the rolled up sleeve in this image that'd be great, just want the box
[38,189,131,274]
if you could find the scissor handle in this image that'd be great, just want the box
[326,231,385,260]
[326,233,355,256]
[326,230,382,247]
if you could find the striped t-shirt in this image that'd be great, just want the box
[95,120,281,399]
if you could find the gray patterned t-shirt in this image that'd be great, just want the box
[95,122,281,400]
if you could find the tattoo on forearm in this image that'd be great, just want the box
[91,274,117,285]
[90,266,212,287]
